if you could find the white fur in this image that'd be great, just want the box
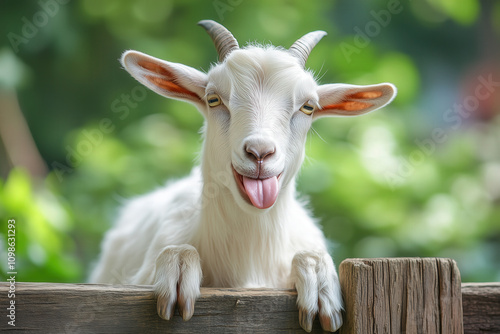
[90,36,396,332]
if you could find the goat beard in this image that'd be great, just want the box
[241,175,279,209]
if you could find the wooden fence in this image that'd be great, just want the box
[1,258,499,333]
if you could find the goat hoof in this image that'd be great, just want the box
[178,296,195,321]
[298,308,315,332]
[157,295,176,320]
[319,311,343,332]
[154,245,202,322]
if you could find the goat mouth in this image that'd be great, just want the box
[232,166,282,209]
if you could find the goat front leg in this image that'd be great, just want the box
[291,251,343,332]
[154,244,202,321]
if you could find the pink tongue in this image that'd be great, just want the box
[242,176,279,209]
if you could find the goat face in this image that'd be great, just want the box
[120,20,396,212]
[204,47,318,210]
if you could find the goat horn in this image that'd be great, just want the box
[198,20,239,63]
[289,31,327,67]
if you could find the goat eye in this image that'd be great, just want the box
[207,93,222,107]
[300,102,315,115]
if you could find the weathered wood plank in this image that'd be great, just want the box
[0,260,498,333]
[462,282,500,334]
[0,283,323,333]
[338,258,464,334]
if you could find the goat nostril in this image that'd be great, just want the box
[261,147,275,160]
[245,146,259,160]
[245,145,275,161]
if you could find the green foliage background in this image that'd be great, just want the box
[0,0,499,283]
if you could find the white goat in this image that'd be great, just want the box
[90,20,396,332]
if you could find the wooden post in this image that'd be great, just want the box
[339,258,463,334]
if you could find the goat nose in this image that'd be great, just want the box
[245,143,276,162]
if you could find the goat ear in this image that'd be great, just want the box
[121,50,207,106]
[314,83,396,119]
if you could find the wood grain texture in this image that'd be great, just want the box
[462,283,500,334]
[0,259,497,333]
[0,283,323,333]
[338,258,464,334]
